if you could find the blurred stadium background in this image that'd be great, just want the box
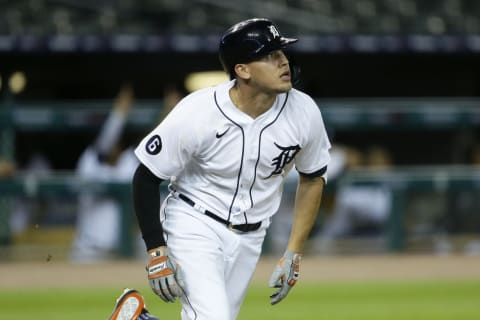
[1,0,480,263]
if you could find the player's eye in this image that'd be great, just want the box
[261,51,282,62]
[260,53,273,61]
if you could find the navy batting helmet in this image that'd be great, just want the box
[219,18,298,79]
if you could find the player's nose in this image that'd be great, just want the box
[278,51,289,66]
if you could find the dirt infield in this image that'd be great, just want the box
[1,254,480,289]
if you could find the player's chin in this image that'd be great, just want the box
[266,78,292,94]
[276,81,292,93]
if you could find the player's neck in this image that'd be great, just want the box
[230,85,276,119]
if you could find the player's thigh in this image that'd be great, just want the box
[163,212,231,319]
[225,229,266,319]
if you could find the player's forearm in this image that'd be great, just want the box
[132,163,167,250]
[94,85,134,157]
[287,175,324,253]
[95,110,127,156]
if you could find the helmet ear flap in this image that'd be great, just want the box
[285,51,302,88]
[290,62,302,88]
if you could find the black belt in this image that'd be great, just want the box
[177,193,262,232]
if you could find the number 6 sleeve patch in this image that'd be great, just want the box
[146,135,162,155]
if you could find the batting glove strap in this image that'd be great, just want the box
[268,250,302,305]
[146,252,185,303]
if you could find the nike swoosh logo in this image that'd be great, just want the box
[215,128,230,138]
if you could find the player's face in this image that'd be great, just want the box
[247,50,292,93]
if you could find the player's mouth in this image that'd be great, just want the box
[280,70,291,80]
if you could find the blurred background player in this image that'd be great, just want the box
[0,158,16,244]
[8,153,52,237]
[317,145,393,253]
[268,143,364,253]
[0,158,16,177]
[70,84,139,263]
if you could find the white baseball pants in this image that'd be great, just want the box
[161,196,269,320]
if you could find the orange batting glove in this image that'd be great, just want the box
[146,247,185,303]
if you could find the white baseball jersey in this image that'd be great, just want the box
[72,147,139,262]
[135,80,331,225]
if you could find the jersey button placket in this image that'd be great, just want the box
[240,123,258,212]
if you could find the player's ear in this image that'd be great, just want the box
[234,63,250,80]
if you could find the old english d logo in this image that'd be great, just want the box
[268,25,280,39]
[265,142,300,179]
[146,135,162,155]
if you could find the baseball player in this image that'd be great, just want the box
[109,17,331,320]
[72,84,139,263]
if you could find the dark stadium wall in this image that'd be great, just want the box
[3,51,480,169]
[2,51,480,100]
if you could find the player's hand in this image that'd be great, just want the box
[113,84,134,114]
[268,250,302,305]
[146,247,185,302]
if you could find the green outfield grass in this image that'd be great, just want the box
[1,280,480,320]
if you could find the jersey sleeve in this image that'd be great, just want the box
[134,103,199,180]
[294,97,331,179]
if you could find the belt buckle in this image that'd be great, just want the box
[228,223,243,234]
